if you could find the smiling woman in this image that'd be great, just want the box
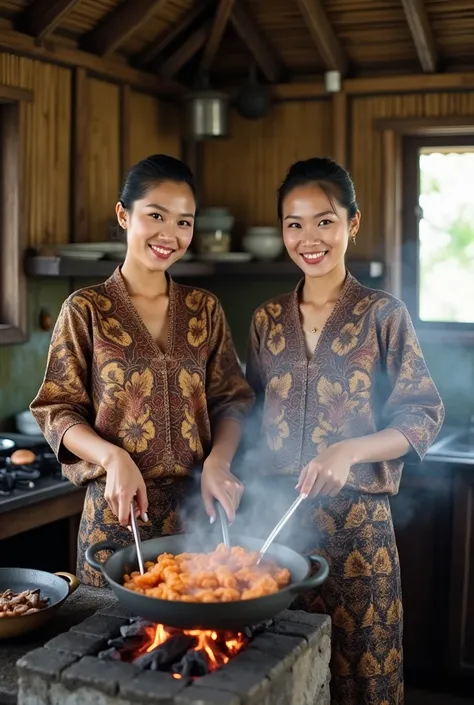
[29,154,255,586]
[244,157,445,705]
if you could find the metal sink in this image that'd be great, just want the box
[428,430,474,459]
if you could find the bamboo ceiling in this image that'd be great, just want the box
[0,0,473,89]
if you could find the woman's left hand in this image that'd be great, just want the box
[201,455,244,523]
[296,442,354,498]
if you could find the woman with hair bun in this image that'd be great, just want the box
[31,154,254,586]
[245,157,444,703]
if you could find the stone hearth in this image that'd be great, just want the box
[16,604,331,705]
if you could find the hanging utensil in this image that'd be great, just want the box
[235,62,271,120]
[129,502,145,575]
[257,494,306,565]
[216,501,230,548]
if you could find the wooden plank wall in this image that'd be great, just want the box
[0,54,71,247]
[351,92,474,259]
[201,89,474,261]
[200,100,333,236]
[0,50,182,247]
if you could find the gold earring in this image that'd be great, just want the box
[350,233,357,245]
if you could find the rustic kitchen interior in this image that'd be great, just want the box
[1,0,474,703]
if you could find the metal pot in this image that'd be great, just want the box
[0,438,15,458]
[183,88,230,139]
[86,535,329,631]
[0,568,79,639]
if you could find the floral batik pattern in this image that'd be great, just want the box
[31,268,254,585]
[244,273,444,705]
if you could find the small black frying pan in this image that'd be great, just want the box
[0,567,79,639]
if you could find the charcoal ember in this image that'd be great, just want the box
[107,635,143,650]
[98,647,122,661]
[242,619,274,639]
[133,635,197,671]
[119,620,154,638]
[172,649,209,678]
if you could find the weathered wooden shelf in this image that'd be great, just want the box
[24,256,384,280]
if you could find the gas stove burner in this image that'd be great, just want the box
[0,466,41,495]
[0,442,64,496]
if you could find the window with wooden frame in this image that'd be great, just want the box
[379,118,474,342]
[0,85,31,345]
[402,135,474,332]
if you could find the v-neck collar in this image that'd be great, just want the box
[292,270,357,361]
[108,266,176,358]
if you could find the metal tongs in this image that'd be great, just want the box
[216,501,231,548]
[129,501,145,575]
[256,494,306,565]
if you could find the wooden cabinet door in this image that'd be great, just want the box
[449,471,474,677]
[391,465,453,681]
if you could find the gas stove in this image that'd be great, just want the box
[0,442,65,496]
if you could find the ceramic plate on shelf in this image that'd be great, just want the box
[196,252,253,263]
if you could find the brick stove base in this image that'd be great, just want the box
[16,604,331,705]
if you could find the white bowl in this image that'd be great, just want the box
[242,228,283,260]
[15,411,41,436]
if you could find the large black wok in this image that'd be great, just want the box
[85,535,329,630]
[0,568,79,639]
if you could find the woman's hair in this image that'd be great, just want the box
[119,154,197,211]
[277,157,358,221]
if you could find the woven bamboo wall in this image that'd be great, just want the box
[0,53,71,247]
[0,51,182,245]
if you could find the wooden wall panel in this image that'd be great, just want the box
[129,92,181,165]
[0,53,71,247]
[350,92,474,259]
[87,78,120,241]
[201,100,332,231]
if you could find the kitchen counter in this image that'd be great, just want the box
[425,426,474,466]
[0,476,83,515]
[0,584,116,705]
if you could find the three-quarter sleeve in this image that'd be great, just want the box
[380,303,445,462]
[245,311,267,398]
[30,298,94,465]
[205,300,255,426]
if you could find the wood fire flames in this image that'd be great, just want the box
[133,623,248,678]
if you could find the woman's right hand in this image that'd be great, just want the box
[103,447,149,526]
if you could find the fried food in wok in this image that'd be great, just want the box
[123,544,291,602]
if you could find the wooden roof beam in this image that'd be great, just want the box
[230,1,280,83]
[161,21,211,79]
[17,0,82,43]
[134,0,214,69]
[200,0,236,74]
[0,24,183,94]
[295,0,348,75]
[83,0,169,57]
[400,0,438,73]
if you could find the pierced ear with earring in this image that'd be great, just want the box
[350,232,357,245]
